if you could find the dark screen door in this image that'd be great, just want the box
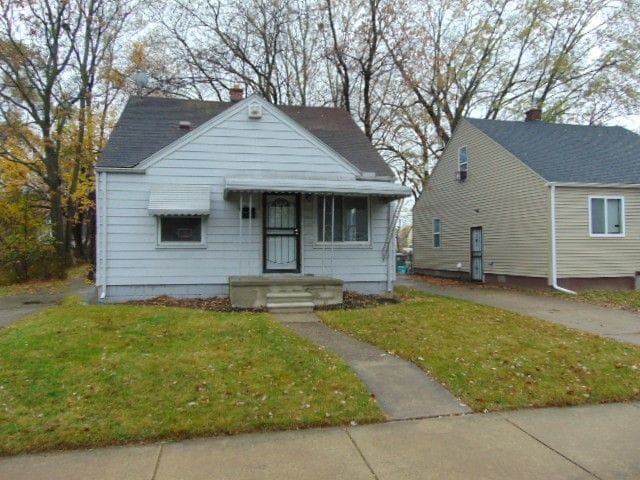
[470,227,483,281]
[263,194,300,272]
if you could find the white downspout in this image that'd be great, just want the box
[386,201,393,292]
[550,184,576,294]
[99,172,108,299]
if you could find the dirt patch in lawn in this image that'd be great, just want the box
[127,295,265,312]
[318,290,400,310]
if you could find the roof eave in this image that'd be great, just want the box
[546,181,640,188]
[95,166,145,174]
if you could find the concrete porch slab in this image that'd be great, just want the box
[230,275,343,286]
[230,275,343,308]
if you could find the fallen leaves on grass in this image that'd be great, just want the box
[318,290,400,310]
[127,295,264,312]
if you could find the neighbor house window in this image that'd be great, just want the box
[317,195,369,242]
[433,219,441,247]
[458,146,469,180]
[589,197,624,236]
[158,216,203,244]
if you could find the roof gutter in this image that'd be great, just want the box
[356,175,396,182]
[95,167,145,174]
[549,184,576,295]
[546,181,640,189]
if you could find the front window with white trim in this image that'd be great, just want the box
[433,218,441,247]
[158,216,205,245]
[589,196,624,236]
[317,195,369,243]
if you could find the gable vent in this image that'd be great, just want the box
[178,120,192,130]
[248,102,263,119]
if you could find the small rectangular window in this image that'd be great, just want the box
[433,219,441,247]
[159,216,203,243]
[458,146,469,173]
[589,197,623,236]
[317,195,369,243]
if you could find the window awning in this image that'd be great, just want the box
[224,177,412,199]
[148,186,211,216]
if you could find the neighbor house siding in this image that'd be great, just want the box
[413,119,550,278]
[555,186,640,278]
[101,105,390,298]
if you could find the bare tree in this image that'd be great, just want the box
[0,0,137,261]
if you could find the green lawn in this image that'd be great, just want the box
[572,290,640,313]
[318,288,640,412]
[0,300,382,454]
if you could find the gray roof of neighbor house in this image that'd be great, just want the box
[98,96,393,176]
[466,117,640,184]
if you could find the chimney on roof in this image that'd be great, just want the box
[230,84,244,102]
[525,107,542,122]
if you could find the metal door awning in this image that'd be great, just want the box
[224,177,411,199]
[148,186,211,216]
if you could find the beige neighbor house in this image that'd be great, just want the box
[413,108,640,291]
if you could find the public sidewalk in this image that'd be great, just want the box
[399,276,640,345]
[1,401,638,480]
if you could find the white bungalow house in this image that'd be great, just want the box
[95,90,411,308]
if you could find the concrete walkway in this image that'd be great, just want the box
[1,401,638,479]
[274,312,471,420]
[0,278,93,328]
[399,276,640,345]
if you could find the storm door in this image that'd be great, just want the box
[470,226,483,282]
[263,194,300,272]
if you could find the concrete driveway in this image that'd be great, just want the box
[0,278,94,328]
[399,276,640,345]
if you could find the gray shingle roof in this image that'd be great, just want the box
[466,117,640,184]
[98,96,392,176]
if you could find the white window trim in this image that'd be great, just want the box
[433,218,441,248]
[588,195,625,238]
[314,195,372,247]
[458,146,469,173]
[156,215,208,249]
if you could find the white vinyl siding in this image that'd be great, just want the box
[100,105,391,290]
[556,187,640,278]
[588,196,624,236]
[413,119,550,279]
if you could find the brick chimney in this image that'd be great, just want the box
[525,107,542,122]
[229,84,244,102]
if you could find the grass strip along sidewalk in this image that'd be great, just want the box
[318,287,640,412]
[0,300,382,455]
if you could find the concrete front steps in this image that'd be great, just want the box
[266,291,315,313]
[229,275,343,309]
